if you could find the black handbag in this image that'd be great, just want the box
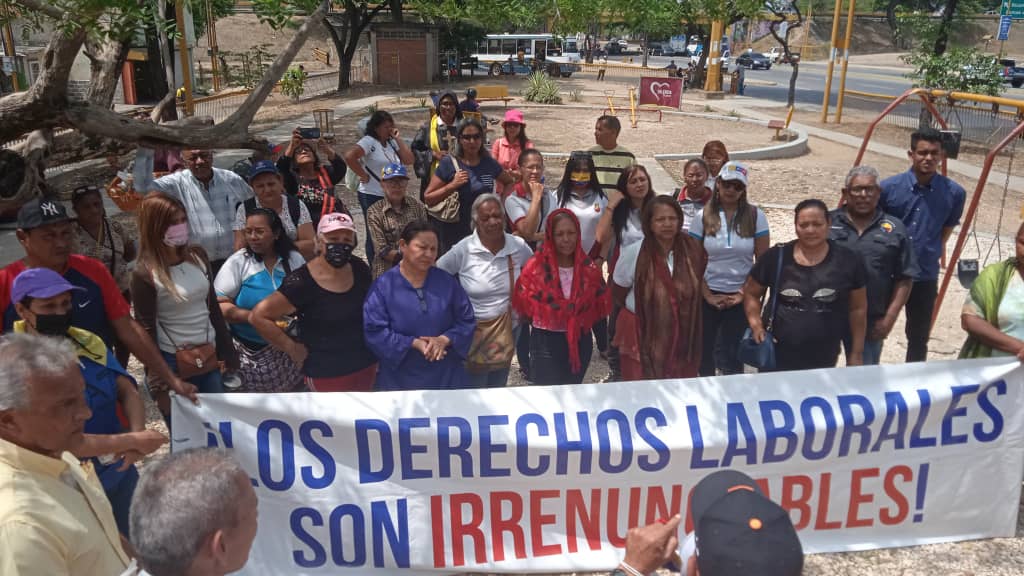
[738,246,784,371]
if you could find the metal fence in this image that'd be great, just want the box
[842,90,1024,147]
[176,71,341,122]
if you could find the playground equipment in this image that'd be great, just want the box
[852,87,1024,326]
[602,88,664,128]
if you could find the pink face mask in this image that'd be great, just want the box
[163,222,189,247]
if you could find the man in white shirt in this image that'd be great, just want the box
[122,448,258,576]
[0,333,130,576]
[134,147,254,274]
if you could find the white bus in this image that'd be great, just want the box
[472,33,581,77]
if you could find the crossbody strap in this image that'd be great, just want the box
[156,257,213,348]
[506,255,516,314]
[765,245,784,331]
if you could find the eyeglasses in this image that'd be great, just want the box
[460,133,482,141]
[847,186,878,197]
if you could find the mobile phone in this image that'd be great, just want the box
[298,127,320,140]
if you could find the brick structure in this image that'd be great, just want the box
[371,23,439,87]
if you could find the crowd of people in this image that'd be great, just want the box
[0,87,981,575]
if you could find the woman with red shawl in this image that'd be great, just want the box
[612,196,707,380]
[513,209,610,385]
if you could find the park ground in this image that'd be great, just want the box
[33,58,1024,576]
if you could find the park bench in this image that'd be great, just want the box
[768,106,796,140]
[473,85,513,107]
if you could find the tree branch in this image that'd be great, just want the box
[13,0,63,19]
[219,0,331,131]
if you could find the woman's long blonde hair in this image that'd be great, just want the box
[137,193,202,301]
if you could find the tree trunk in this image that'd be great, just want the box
[641,33,648,68]
[326,3,386,92]
[155,0,179,120]
[389,0,402,23]
[885,0,899,48]
[787,62,799,107]
[85,36,131,108]
[325,16,349,91]
[933,0,960,56]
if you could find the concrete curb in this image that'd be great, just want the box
[655,118,809,161]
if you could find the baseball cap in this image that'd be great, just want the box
[17,197,70,230]
[381,163,408,181]
[12,268,85,304]
[690,470,803,576]
[717,161,749,187]
[248,160,280,182]
[317,212,356,235]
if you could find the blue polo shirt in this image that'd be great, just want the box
[879,170,965,281]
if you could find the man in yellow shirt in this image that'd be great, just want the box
[589,114,636,195]
[0,333,130,575]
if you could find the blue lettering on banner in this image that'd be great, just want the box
[975,380,1006,442]
[554,412,593,475]
[836,394,874,457]
[515,413,550,476]
[634,407,670,471]
[909,390,937,448]
[399,418,432,480]
[760,400,798,463]
[437,416,473,478]
[872,392,909,452]
[290,500,410,568]
[800,397,837,461]
[722,403,757,467]
[356,419,394,484]
[687,405,719,469]
[299,420,335,489]
[942,385,978,445]
[596,409,633,473]
[258,419,295,491]
[479,415,512,477]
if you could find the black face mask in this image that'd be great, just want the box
[34,311,73,337]
[324,242,354,268]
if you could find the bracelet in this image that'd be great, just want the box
[618,561,645,576]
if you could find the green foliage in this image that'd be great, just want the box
[411,0,543,35]
[280,66,307,99]
[189,0,234,38]
[523,72,562,104]
[902,46,1004,95]
[366,103,379,114]
[436,20,487,55]
[221,43,275,88]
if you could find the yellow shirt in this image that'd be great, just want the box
[0,436,129,575]
[588,144,636,194]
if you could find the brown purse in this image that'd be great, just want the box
[172,343,218,380]
[465,257,516,374]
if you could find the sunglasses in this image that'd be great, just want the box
[460,133,482,141]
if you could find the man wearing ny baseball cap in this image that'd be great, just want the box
[614,469,803,576]
[0,197,199,404]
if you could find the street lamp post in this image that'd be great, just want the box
[820,0,844,123]
[835,0,857,123]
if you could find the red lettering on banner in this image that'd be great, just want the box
[847,468,879,528]
[644,484,683,525]
[431,494,445,568]
[450,493,486,566]
[566,489,602,553]
[530,490,562,557]
[814,473,843,530]
[489,491,526,561]
[606,487,642,546]
[780,475,814,530]
[881,465,912,525]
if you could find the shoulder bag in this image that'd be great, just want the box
[737,246,784,371]
[426,155,461,224]
[160,257,219,380]
[465,256,516,374]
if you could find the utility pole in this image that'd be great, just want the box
[835,0,857,123]
[704,19,724,92]
[207,0,221,91]
[820,0,844,123]
[175,0,195,116]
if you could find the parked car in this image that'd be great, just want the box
[605,42,622,55]
[648,42,674,56]
[736,51,772,70]
[999,58,1024,88]
[763,47,780,63]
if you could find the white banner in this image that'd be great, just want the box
[171,359,1024,575]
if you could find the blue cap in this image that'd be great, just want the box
[248,160,280,182]
[12,268,85,304]
[381,163,408,181]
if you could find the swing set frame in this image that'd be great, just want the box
[852,87,1024,327]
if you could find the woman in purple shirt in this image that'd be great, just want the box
[363,221,476,390]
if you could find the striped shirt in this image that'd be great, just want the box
[588,144,635,193]
[366,195,429,278]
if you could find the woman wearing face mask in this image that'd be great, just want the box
[131,194,238,420]
[216,209,308,392]
[250,212,377,392]
[364,220,477,390]
[277,129,349,228]
[553,151,610,363]
[676,158,712,232]
[612,196,707,380]
[513,210,610,385]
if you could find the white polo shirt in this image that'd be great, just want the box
[356,135,404,198]
[437,232,534,321]
[505,189,554,240]
[612,240,673,314]
[688,207,769,293]
[558,190,607,255]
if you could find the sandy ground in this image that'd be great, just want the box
[104,70,1024,575]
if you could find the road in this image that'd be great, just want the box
[642,54,1024,109]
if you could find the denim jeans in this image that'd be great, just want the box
[843,334,884,365]
[699,297,748,376]
[105,465,139,538]
[161,351,225,393]
[467,367,512,388]
[357,191,379,265]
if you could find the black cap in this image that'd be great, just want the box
[692,470,803,576]
[17,197,70,230]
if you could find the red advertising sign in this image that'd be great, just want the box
[639,76,683,108]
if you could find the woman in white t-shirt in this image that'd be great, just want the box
[343,110,415,264]
[553,151,610,360]
[688,161,770,376]
[131,194,238,420]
